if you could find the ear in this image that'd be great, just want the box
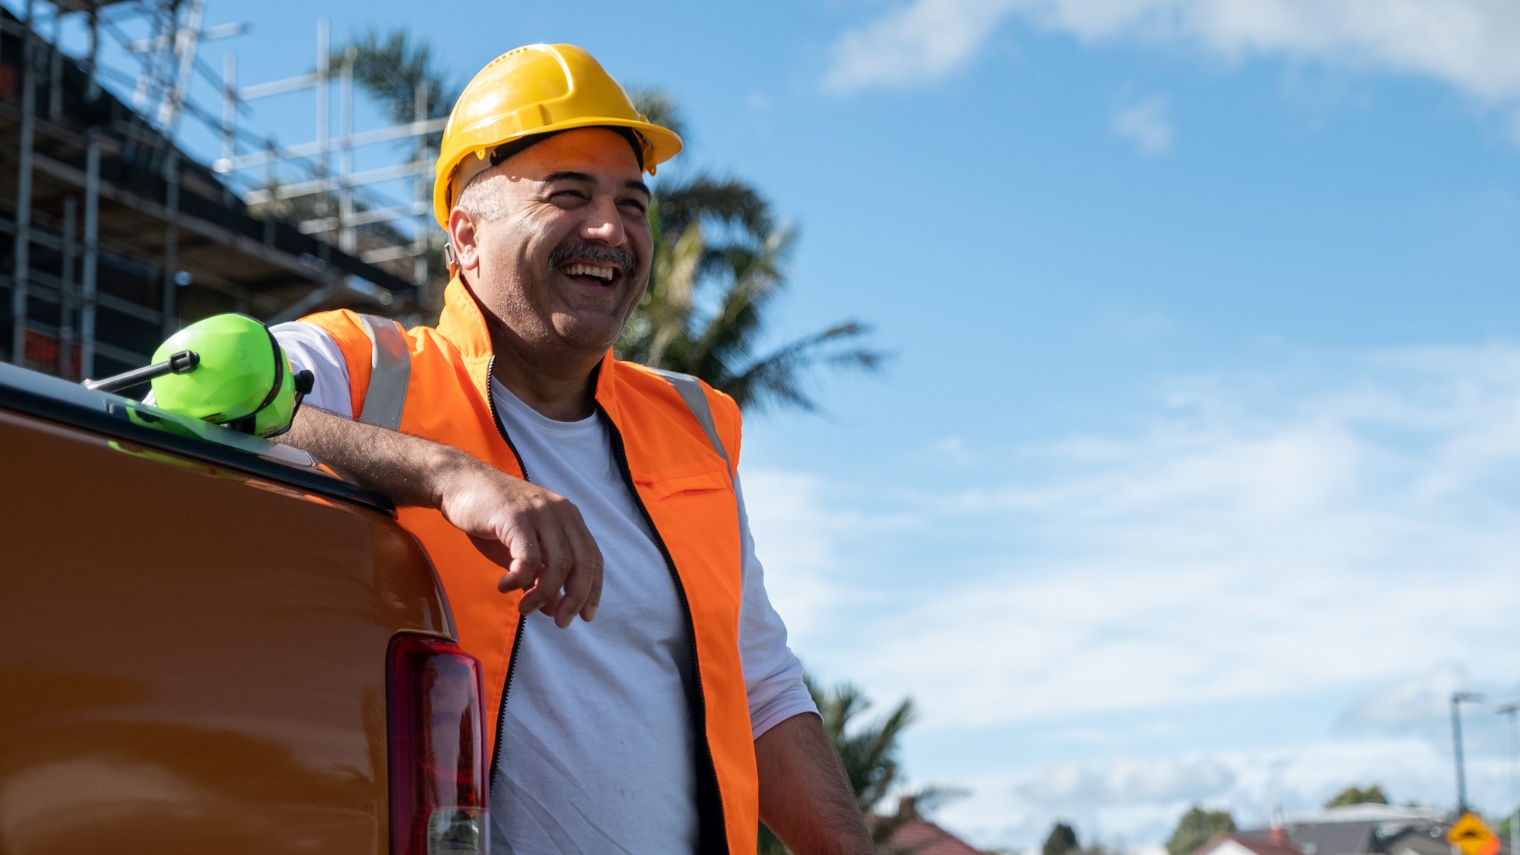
[448,207,482,273]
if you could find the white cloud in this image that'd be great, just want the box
[742,342,1520,847]
[1338,663,1471,734]
[743,470,842,635]
[1114,95,1175,153]
[765,344,1520,730]
[935,738,1458,849]
[742,468,918,638]
[822,0,1016,92]
[1018,754,1236,806]
[822,0,1520,121]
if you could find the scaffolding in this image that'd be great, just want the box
[213,18,443,316]
[0,0,440,382]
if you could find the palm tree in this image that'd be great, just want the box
[760,676,955,854]
[812,676,915,828]
[338,28,458,141]
[621,91,885,413]
[246,31,459,311]
[334,30,460,307]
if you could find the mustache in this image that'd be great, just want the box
[548,241,637,276]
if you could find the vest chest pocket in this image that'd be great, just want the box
[636,467,745,608]
[637,467,732,502]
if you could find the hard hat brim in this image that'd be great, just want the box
[433,118,682,230]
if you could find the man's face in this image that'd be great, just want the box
[451,128,653,358]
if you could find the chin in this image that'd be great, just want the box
[551,315,626,353]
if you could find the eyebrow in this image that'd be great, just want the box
[542,171,651,198]
[542,171,595,184]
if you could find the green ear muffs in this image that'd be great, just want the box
[144,314,313,438]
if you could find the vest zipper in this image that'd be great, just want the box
[597,403,730,855]
[484,355,530,787]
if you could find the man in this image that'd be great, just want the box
[274,44,874,855]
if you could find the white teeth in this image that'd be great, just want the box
[565,263,615,280]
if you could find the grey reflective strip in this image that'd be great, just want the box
[653,368,730,471]
[356,314,410,431]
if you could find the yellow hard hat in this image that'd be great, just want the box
[432,43,683,229]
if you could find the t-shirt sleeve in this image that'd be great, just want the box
[735,473,819,738]
[272,321,354,420]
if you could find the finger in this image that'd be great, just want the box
[468,533,515,569]
[572,524,604,623]
[495,526,541,593]
[554,522,601,628]
[519,524,573,615]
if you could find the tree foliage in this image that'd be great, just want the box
[810,675,916,821]
[759,676,953,854]
[284,28,462,307]
[1044,822,1081,855]
[1325,785,1388,808]
[619,90,885,413]
[624,85,688,142]
[337,28,458,132]
[1166,806,1236,855]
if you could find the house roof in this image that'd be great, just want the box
[1288,822,1378,855]
[1237,810,1506,855]
[1383,825,1464,855]
[886,818,986,855]
[1198,832,1306,855]
[1289,807,1437,826]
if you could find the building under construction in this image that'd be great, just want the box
[0,0,437,382]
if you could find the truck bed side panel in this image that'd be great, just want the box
[0,409,449,855]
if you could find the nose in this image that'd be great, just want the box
[580,194,626,246]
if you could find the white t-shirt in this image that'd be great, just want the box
[273,322,816,854]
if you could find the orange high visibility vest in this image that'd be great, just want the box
[303,277,755,855]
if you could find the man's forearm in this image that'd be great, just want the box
[756,712,874,855]
[280,406,470,508]
[279,406,606,625]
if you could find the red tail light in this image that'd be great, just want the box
[387,634,488,855]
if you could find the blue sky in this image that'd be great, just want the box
[41,0,1520,849]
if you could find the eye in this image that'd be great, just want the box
[549,189,589,206]
[619,198,648,216]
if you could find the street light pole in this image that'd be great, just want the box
[1453,692,1484,813]
[1498,703,1519,855]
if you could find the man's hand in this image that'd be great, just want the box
[432,454,603,626]
[282,407,603,627]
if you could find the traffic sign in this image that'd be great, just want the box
[1448,812,1501,855]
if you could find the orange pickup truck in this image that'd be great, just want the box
[0,361,487,855]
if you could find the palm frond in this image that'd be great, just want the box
[656,173,774,244]
[721,320,886,413]
[627,87,687,141]
[617,96,884,415]
[645,223,704,367]
[338,28,458,131]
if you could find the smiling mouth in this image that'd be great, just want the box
[560,261,623,287]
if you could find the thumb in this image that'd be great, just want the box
[496,525,542,593]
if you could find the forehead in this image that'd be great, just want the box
[496,128,644,183]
